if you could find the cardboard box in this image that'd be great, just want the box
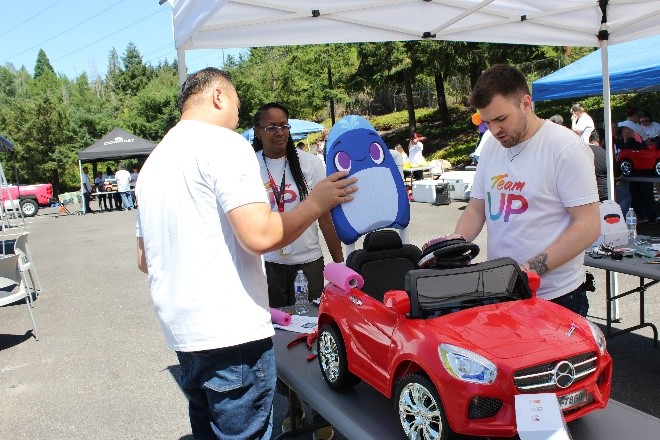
[439,170,475,200]
[515,393,571,440]
[593,200,628,247]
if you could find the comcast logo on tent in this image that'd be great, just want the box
[104,136,135,145]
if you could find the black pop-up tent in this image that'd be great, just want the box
[77,128,157,213]
[78,127,157,162]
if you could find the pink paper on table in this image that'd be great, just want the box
[324,263,364,291]
[270,308,292,326]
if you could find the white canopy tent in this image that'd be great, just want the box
[168,0,660,321]
[169,0,660,199]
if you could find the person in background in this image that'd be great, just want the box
[408,132,426,180]
[252,102,342,440]
[549,114,564,125]
[395,143,408,163]
[102,166,116,211]
[130,166,140,208]
[618,105,647,147]
[136,68,356,440]
[638,110,660,143]
[610,124,632,217]
[115,163,134,211]
[570,103,594,144]
[454,64,599,317]
[389,144,405,179]
[588,129,608,201]
[296,141,305,150]
[81,166,94,214]
[619,106,657,224]
[94,171,108,211]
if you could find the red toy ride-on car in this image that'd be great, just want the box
[617,137,660,176]
[317,232,612,440]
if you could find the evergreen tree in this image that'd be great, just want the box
[33,49,55,80]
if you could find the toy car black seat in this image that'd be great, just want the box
[418,234,480,269]
[346,229,422,302]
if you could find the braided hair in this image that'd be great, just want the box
[252,102,309,200]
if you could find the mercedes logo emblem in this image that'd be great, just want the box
[553,361,576,389]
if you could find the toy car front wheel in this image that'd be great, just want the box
[317,324,360,390]
[395,374,449,440]
[655,161,660,177]
[619,159,634,176]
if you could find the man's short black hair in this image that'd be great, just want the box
[177,67,233,113]
[470,64,530,109]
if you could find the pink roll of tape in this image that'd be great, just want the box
[323,263,364,291]
[270,308,292,326]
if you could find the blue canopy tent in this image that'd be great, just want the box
[532,35,660,102]
[242,119,326,143]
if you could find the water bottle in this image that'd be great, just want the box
[626,209,637,241]
[294,270,309,315]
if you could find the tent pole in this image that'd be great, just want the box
[599,23,621,322]
[177,47,187,87]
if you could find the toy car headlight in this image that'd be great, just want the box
[587,320,607,355]
[439,343,497,384]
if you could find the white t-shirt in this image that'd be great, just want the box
[257,149,325,265]
[409,141,424,164]
[115,169,131,192]
[470,120,598,300]
[643,121,660,140]
[618,120,647,138]
[574,113,594,144]
[81,173,92,193]
[471,130,492,161]
[136,120,273,352]
[389,149,404,178]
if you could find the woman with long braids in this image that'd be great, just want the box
[253,102,340,439]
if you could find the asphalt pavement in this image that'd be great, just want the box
[1,200,659,439]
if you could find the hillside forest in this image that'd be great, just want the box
[0,41,657,195]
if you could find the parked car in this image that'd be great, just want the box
[317,235,612,440]
[617,138,660,176]
[1,183,54,217]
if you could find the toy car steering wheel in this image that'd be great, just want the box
[419,234,480,269]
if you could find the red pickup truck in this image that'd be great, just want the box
[1,183,53,217]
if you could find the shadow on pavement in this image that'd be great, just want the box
[0,331,34,351]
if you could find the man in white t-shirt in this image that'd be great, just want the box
[454,64,599,317]
[81,166,94,214]
[135,68,356,440]
[570,103,595,144]
[114,163,134,210]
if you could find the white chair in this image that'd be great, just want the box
[0,254,39,340]
[14,232,42,298]
[428,160,444,178]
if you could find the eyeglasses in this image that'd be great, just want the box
[259,124,291,134]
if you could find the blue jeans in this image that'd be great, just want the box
[176,337,276,440]
[120,191,134,210]
[551,285,589,317]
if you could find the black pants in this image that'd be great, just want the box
[551,284,589,317]
[83,192,93,213]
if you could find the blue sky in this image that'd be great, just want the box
[0,0,245,79]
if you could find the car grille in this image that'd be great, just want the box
[513,352,597,392]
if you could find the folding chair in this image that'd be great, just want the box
[14,232,43,299]
[0,254,39,340]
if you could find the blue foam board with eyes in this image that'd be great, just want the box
[326,115,410,245]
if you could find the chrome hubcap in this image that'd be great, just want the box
[398,382,442,440]
[319,331,339,382]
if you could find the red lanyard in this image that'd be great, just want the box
[262,152,287,212]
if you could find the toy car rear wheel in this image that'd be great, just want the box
[394,373,449,440]
[317,324,360,390]
[619,159,634,176]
